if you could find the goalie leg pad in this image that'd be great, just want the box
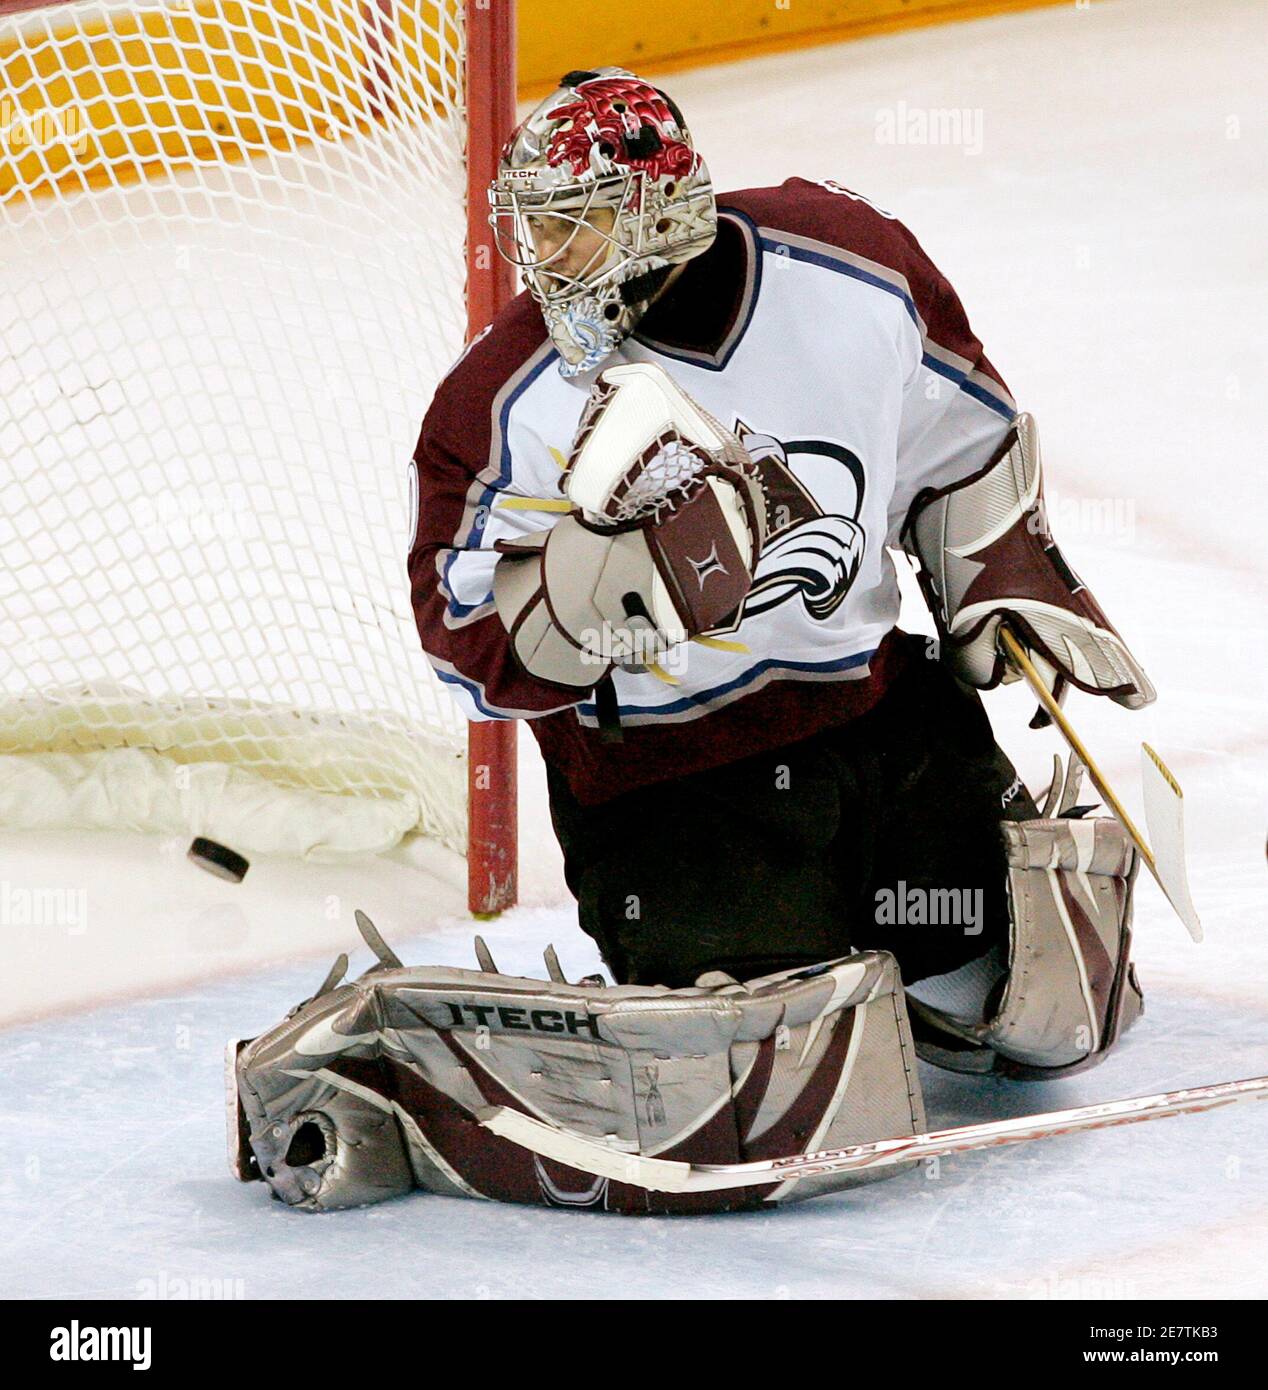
[231,950,925,1215]
[909,816,1143,1078]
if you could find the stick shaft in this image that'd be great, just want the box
[684,1076,1267,1190]
[481,1076,1268,1194]
[998,626,1156,870]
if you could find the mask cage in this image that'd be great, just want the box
[488,171,647,305]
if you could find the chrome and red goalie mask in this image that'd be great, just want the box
[489,67,717,376]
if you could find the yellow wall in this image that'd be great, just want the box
[2,0,1069,201]
[0,0,458,201]
[517,0,1072,96]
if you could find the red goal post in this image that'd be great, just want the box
[464,0,519,915]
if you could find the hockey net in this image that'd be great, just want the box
[0,0,517,900]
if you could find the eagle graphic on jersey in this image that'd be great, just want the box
[724,424,867,629]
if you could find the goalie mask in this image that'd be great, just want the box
[489,67,717,376]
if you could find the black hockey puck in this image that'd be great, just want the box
[188,837,250,883]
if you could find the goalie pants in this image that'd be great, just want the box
[547,633,1037,988]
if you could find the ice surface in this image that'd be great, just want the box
[0,917,1264,1300]
[1,0,1265,1298]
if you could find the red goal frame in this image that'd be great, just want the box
[464,0,519,915]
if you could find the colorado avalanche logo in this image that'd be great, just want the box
[545,77,700,187]
[736,428,867,624]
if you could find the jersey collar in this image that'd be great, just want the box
[630,208,761,371]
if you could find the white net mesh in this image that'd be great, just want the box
[0,0,474,854]
[609,432,709,525]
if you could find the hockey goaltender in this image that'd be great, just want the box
[229,69,1163,1215]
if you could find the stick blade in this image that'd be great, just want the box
[1141,744,1203,942]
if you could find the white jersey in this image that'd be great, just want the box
[409,178,1016,801]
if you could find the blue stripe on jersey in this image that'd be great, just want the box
[577,647,877,721]
[761,233,1014,420]
[959,375,1015,419]
[921,352,1014,421]
[441,347,556,620]
[760,233,921,330]
[435,665,508,719]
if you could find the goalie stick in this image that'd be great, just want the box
[998,625,1203,941]
[478,1075,1268,1194]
